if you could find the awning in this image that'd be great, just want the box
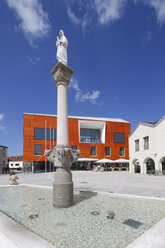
[111,159,129,163]
[77,158,98,162]
[96,158,114,163]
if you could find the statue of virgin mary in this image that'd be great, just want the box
[56,30,68,66]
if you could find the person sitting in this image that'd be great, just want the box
[9,172,19,185]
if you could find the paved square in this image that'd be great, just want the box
[1,171,165,198]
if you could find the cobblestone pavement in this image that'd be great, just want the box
[1,171,165,198]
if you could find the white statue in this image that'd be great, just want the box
[56,30,68,66]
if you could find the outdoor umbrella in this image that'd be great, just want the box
[96,158,114,163]
[112,158,129,171]
[77,158,98,162]
[96,158,114,171]
[114,159,129,163]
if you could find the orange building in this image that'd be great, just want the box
[23,113,130,171]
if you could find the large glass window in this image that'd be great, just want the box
[90,146,96,156]
[105,146,111,156]
[144,136,149,150]
[119,147,125,157]
[135,140,139,152]
[114,133,125,143]
[34,144,42,155]
[71,145,78,150]
[80,128,100,143]
[34,128,56,140]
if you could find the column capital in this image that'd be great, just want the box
[51,62,74,86]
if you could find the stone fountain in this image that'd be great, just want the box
[45,30,80,207]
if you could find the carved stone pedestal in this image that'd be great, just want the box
[45,145,80,207]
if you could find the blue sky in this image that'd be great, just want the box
[0,0,165,156]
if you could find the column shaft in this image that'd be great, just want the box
[57,82,69,146]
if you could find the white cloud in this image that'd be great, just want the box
[94,0,127,25]
[81,14,90,32]
[136,0,165,24]
[0,113,4,121]
[70,78,80,92]
[0,113,6,131]
[67,7,90,32]
[70,77,101,104]
[28,56,40,65]
[80,91,100,104]
[0,126,6,130]
[67,8,81,26]
[6,0,50,45]
[67,0,165,30]
[66,0,127,29]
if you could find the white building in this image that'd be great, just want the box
[8,156,23,172]
[129,116,165,174]
[9,161,24,171]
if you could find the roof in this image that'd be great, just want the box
[130,116,165,137]
[141,121,158,125]
[8,156,23,161]
[0,145,8,148]
[23,113,130,123]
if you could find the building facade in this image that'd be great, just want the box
[129,116,165,174]
[23,113,130,171]
[0,145,8,174]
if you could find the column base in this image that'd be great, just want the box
[53,182,73,207]
[53,168,73,207]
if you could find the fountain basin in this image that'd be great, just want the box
[0,185,165,248]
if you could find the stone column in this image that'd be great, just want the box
[45,62,80,207]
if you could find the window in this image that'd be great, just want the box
[119,147,125,157]
[105,146,111,156]
[34,128,56,140]
[15,163,19,166]
[114,133,125,143]
[144,136,149,150]
[11,163,13,166]
[135,140,139,152]
[34,144,42,155]
[90,146,96,156]
[80,128,101,143]
[71,146,78,150]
